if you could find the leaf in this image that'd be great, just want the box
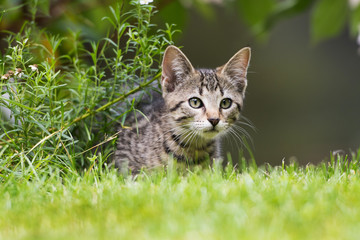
[311,0,348,43]
[38,0,50,16]
[0,96,45,115]
[263,0,315,32]
[103,37,117,47]
[237,0,275,33]
[350,4,360,37]
[0,10,3,23]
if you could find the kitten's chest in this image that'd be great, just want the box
[160,128,218,163]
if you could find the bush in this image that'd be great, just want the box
[0,0,178,181]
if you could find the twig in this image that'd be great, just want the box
[75,130,122,157]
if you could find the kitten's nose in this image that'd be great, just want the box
[208,118,220,127]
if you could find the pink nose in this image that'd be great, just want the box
[208,118,220,127]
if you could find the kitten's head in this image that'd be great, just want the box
[161,46,251,140]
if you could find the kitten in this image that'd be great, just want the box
[114,45,251,174]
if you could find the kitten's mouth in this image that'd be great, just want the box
[204,128,220,135]
[206,129,218,133]
[202,129,220,139]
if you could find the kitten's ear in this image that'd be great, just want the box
[161,46,195,93]
[220,47,251,93]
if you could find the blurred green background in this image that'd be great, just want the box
[178,5,360,165]
[1,0,360,165]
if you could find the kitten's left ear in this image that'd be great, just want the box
[219,47,251,93]
[161,46,195,93]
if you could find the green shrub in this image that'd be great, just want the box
[0,0,178,181]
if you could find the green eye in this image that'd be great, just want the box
[189,97,203,109]
[220,98,232,109]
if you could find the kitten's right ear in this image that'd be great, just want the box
[219,47,251,94]
[161,46,195,93]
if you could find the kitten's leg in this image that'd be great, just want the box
[114,156,130,176]
[211,139,225,169]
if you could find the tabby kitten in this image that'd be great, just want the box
[114,45,251,173]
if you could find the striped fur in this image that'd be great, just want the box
[114,46,251,174]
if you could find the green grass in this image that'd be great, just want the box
[2,152,360,240]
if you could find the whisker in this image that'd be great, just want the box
[238,115,256,131]
[153,123,193,144]
[186,128,200,149]
[228,128,244,149]
[182,128,198,148]
[231,125,254,146]
[178,129,194,148]
[232,125,252,141]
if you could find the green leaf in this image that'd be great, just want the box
[237,0,275,33]
[38,0,50,16]
[0,10,4,23]
[263,0,315,31]
[350,4,360,37]
[0,96,45,115]
[311,0,348,43]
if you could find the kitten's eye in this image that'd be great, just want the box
[189,97,203,109]
[220,98,232,109]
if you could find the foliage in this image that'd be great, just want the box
[311,0,348,42]
[164,0,360,43]
[187,0,360,43]
[0,0,177,181]
[1,151,360,239]
[2,0,359,46]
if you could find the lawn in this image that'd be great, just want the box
[1,154,360,240]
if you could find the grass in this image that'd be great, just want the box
[1,152,360,240]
